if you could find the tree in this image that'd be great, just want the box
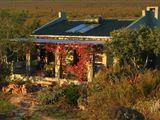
[106,26,160,72]
[0,9,39,81]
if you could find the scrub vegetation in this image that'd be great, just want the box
[0,0,160,120]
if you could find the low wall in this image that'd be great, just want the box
[9,74,82,86]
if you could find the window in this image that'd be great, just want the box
[65,49,79,65]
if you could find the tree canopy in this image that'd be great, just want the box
[0,10,39,81]
[106,26,160,71]
[0,10,40,39]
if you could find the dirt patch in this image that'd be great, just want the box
[7,92,57,120]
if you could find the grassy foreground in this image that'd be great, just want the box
[27,69,160,120]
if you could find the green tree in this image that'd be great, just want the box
[0,9,37,81]
[0,10,41,39]
[106,26,160,72]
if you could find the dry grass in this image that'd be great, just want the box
[0,0,160,21]
[79,69,160,120]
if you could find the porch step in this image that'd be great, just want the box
[35,80,56,86]
[9,74,81,86]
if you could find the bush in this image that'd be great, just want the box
[63,84,80,106]
[28,112,40,120]
[37,88,55,105]
[37,86,64,105]
[107,27,160,72]
[0,62,11,82]
[81,69,160,120]
[136,70,160,97]
[0,99,15,114]
[39,85,81,119]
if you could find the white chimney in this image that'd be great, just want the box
[146,6,160,19]
[58,11,66,20]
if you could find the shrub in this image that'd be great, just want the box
[136,70,160,97]
[107,27,160,72]
[63,84,80,106]
[82,69,160,119]
[0,99,15,114]
[0,62,11,82]
[28,112,40,120]
[37,86,64,105]
[37,88,55,105]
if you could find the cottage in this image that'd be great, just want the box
[12,6,160,84]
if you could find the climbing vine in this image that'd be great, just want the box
[45,43,103,81]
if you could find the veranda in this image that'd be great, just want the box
[11,38,110,84]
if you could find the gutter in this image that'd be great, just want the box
[30,35,112,41]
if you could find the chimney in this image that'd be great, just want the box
[142,10,146,16]
[146,6,160,19]
[58,11,67,20]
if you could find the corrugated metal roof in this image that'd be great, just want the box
[33,19,133,37]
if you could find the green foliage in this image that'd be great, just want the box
[0,10,37,80]
[63,84,80,106]
[37,89,54,105]
[107,26,160,71]
[28,112,40,120]
[0,39,32,81]
[0,9,41,39]
[42,104,80,119]
[0,10,28,38]
[0,9,39,81]
[136,70,160,97]
[0,99,15,114]
[0,62,11,82]
[0,39,11,81]
[30,18,41,31]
